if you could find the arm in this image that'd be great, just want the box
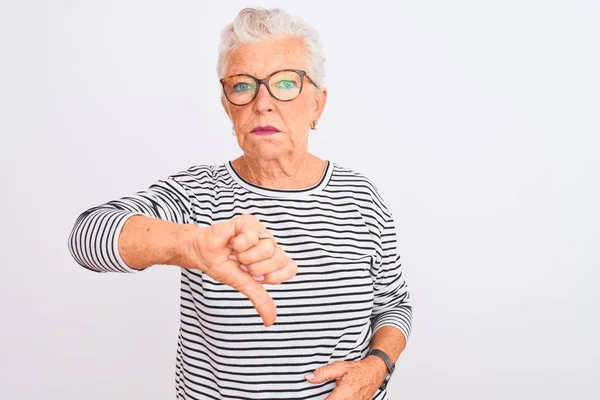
[116,215,199,270]
[67,176,195,273]
[305,186,413,397]
[368,215,413,368]
[363,326,407,385]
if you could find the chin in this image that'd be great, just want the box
[245,146,288,160]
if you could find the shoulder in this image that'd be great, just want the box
[166,162,229,190]
[330,162,393,220]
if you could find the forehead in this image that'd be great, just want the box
[226,37,307,77]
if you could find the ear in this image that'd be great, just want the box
[313,87,328,121]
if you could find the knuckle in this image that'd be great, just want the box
[279,251,291,266]
[243,232,253,244]
[267,242,277,257]
[230,238,242,252]
[240,214,254,222]
[334,361,344,368]
[260,244,274,259]
[277,256,288,269]
[235,233,251,251]
[243,214,260,226]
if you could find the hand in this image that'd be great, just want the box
[184,214,298,327]
[305,357,388,400]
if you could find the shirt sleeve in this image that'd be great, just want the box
[370,214,413,343]
[67,176,194,273]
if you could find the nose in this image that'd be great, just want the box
[253,82,275,113]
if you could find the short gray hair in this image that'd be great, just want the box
[217,7,326,87]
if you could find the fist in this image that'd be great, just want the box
[185,214,298,326]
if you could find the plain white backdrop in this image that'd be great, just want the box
[1,0,598,399]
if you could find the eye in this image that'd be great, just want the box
[232,82,255,93]
[273,80,298,90]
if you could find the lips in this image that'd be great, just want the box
[250,125,280,135]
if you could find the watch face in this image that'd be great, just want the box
[380,372,391,390]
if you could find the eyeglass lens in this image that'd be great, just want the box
[223,70,303,105]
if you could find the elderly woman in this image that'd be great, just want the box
[68,7,412,400]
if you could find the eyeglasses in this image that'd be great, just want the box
[220,69,318,106]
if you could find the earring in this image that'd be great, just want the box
[231,126,236,136]
[311,120,319,130]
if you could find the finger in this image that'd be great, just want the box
[229,230,261,253]
[239,246,286,276]
[206,216,260,251]
[262,260,298,284]
[235,237,277,265]
[205,219,240,248]
[234,277,278,327]
[215,259,277,327]
[228,215,267,253]
[305,361,348,384]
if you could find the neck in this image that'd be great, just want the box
[232,153,326,190]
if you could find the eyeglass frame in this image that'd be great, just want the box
[219,69,319,106]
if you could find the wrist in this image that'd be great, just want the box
[366,348,396,390]
[364,355,388,382]
[170,224,205,269]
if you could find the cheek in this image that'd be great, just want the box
[281,101,312,127]
[230,108,252,128]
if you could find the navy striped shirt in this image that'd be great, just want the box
[68,160,412,399]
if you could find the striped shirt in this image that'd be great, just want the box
[68,160,412,400]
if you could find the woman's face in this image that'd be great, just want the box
[221,37,327,161]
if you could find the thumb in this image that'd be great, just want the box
[228,264,277,327]
[306,361,348,384]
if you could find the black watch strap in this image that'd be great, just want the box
[368,349,396,390]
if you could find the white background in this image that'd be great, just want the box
[1,0,599,399]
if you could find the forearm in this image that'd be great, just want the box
[369,325,407,364]
[118,215,199,270]
[68,176,196,273]
[363,326,407,384]
[68,206,200,273]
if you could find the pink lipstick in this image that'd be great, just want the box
[250,125,280,136]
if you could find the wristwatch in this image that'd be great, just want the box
[367,349,396,390]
